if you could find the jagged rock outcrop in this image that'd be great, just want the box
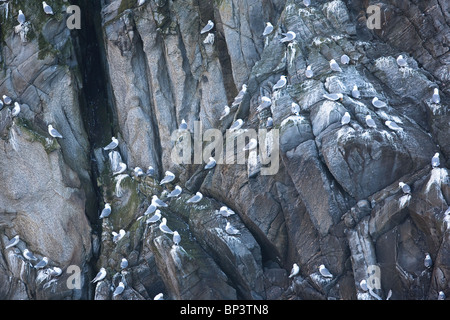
[0,0,448,300]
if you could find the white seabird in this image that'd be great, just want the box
[113,282,125,297]
[257,96,272,112]
[219,105,230,120]
[146,166,155,177]
[204,157,216,170]
[48,124,63,138]
[168,185,182,198]
[159,218,174,234]
[341,112,351,125]
[305,65,313,78]
[200,20,214,34]
[243,138,257,151]
[232,84,247,107]
[100,203,112,219]
[273,75,287,90]
[319,264,333,278]
[225,221,240,235]
[303,0,311,7]
[154,293,164,300]
[152,195,168,208]
[372,97,387,108]
[432,88,440,104]
[351,85,360,99]
[112,229,126,243]
[146,209,162,224]
[329,59,342,72]
[289,263,300,278]
[399,182,411,194]
[18,10,25,25]
[91,267,107,283]
[217,206,235,217]
[263,22,274,36]
[34,257,49,269]
[340,54,350,65]
[173,231,181,246]
[385,120,402,131]
[187,192,203,204]
[5,235,19,249]
[49,267,63,277]
[23,249,38,261]
[229,119,244,132]
[365,115,377,128]
[179,119,188,130]
[103,137,119,150]
[438,291,446,300]
[42,1,53,15]
[160,171,175,185]
[11,102,20,117]
[280,31,296,43]
[2,95,12,105]
[266,117,273,129]
[396,55,407,67]
[120,258,128,269]
[424,253,432,269]
[360,279,368,291]
[431,153,440,168]
[134,167,145,177]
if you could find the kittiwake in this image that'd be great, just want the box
[23,249,38,261]
[103,137,119,150]
[280,31,296,43]
[340,54,350,65]
[146,210,162,224]
[432,88,440,104]
[34,257,49,269]
[112,229,126,243]
[289,263,300,278]
[225,221,240,235]
[372,97,387,108]
[113,282,125,297]
[305,65,313,78]
[272,75,287,90]
[100,203,112,219]
[351,85,360,99]
[431,153,440,168]
[200,20,214,34]
[168,185,182,198]
[263,22,273,36]
[229,119,244,132]
[173,231,181,246]
[319,264,333,278]
[219,105,230,120]
[341,112,351,125]
[42,1,53,14]
[204,157,216,170]
[91,267,107,283]
[48,124,63,138]
[399,182,411,194]
[243,138,257,151]
[365,115,377,128]
[385,120,402,131]
[187,192,203,204]
[217,206,235,217]
[159,218,174,234]
[120,258,128,269]
[18,10,25,25]
[5,235,19,249]
[424,253,432,269]
[329,59,342,72]
[396,55,407,67]
[160,171,175,185]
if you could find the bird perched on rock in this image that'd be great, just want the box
[160,171,175,185]
[229,119,244,132]
[289,263,300,278]
[112,229,126,243]
[243,138,257,151]
[23,249,38,262]
[91,267,107,283]
[365,115,377,128]
[385,120,402,131]
[219,105,230,120]
[204,157,216,170]
[424,253,432,269]
[341,112,351,125]
[168,185,182,198]
[217,206,235,217]
[2,95,12,105]
[17,10,26,25]
[187,192,203,204]
[280,31,296,43]
[372,97,387,108]
[305,65,313,78]
[351,85,360,99]
[319,264,333,278]
[120,258,128,270]
[99,203,111,219]
[113,162,127,175]
[263,22,273,36]
[329,59,342,72]
[396,55,407,67]
[11,102,20,117]
[340,54,350,65]
[179,119,188,130]
[113,282,125,297]
[42,1,53,15]
[159,218,174,234]
[48,124,63,138]
[399,182,411,194]
[431,153,440,168]
[173,231,181,246]
[104,137,119,150]
[5,235,19,249]
[34,257,49,269]
[200,20,214,34]
[273,75,287,91]
[146,209,161,224]
[432,88,440,104]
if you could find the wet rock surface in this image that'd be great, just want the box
[0,0,448,300]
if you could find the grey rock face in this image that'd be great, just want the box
[0,0,448,300]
